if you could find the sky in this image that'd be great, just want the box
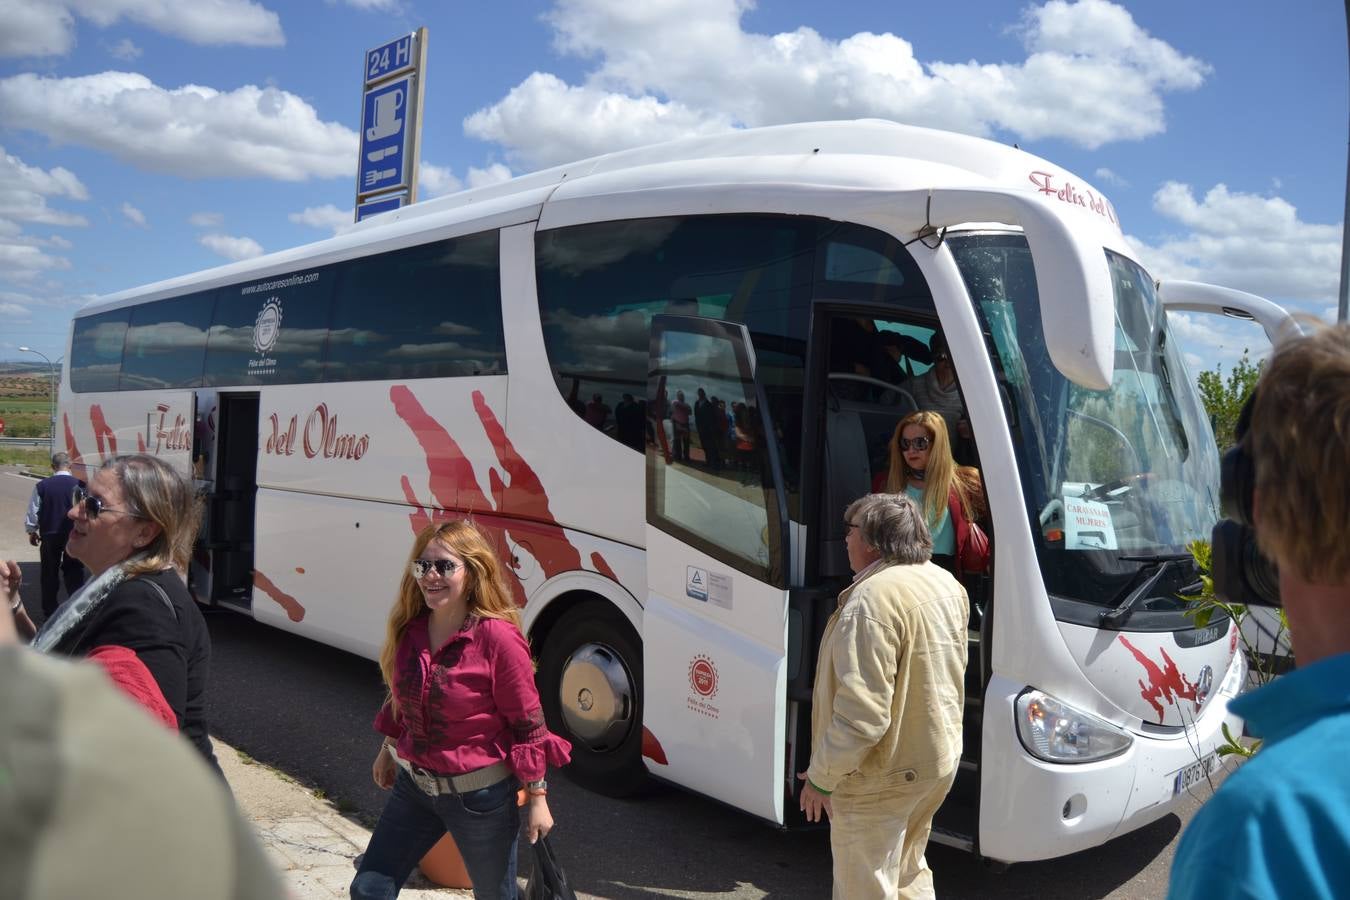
[0,0,1345,381]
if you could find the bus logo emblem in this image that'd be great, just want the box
[1194,665,1214,707]
[254,297,283,354]
[689,655,718,698]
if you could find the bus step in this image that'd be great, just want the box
[928,825,974,853]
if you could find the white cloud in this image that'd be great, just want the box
[0,301,31,319]
[0,0,74,57]
[107,38,142,60]
[1094,167,1127,187]
[466,73,733,170]
[0,71,357,181]
[0,0,283,59]
[419,162,462,197]
[200,233,263,260]
[468,0,1209,170]
[289,204,356,236]
[0,148,89,227]
[467,163,513,188]
[189,211,224,227]
[335,0,399,8]
[1130,182,1342,303]
[121,202,147,227]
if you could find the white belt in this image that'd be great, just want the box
[389,747,511,796]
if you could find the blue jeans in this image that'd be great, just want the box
[351,770,520,900]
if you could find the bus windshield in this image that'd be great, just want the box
[947,233,1221,609]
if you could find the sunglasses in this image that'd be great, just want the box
[899,436,932,452]
[410,558,464,579]
[844,522,860,532]
[71,484,142,520]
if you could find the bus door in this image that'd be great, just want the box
[201,392,259,608]
[643,315,793,823]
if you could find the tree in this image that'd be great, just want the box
[1196,352,1262,451]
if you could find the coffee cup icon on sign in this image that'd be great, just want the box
[366,88,405,142]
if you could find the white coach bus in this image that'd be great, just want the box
[58,120,1245,864]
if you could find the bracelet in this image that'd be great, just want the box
[9,593,21,612]
[526,787,548,797]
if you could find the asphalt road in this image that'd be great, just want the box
[0,465,1205,899]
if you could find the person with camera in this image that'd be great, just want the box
[1168,322,1350,900]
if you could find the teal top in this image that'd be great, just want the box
[1168,652,1350,900]
[905,484,954,555]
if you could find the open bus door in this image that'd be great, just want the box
[196,392,259,608]
[642,315,794,823]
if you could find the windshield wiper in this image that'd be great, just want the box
[1100,556,1195,626]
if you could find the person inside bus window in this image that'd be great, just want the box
[798,492,968,900]
[670,390,693,462]
[898,334,971,453]
[584,392,611,431]
[694,387,722,471]
[615,393,645,451]
[352,520,571,900]
[881,411,988,578]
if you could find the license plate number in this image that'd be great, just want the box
[1173,753,1218,795]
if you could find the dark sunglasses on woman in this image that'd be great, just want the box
[71,484,142,520]
[899,436,932,451]
[410,558,464,579]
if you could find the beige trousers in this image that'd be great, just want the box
[829,771,956,900]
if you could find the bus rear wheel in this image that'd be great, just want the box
[537,602,647,796]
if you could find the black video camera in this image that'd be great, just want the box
[1211,391,1281,607]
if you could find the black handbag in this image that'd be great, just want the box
[524,835,578,900]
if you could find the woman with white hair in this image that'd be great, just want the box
[798,492,969,900]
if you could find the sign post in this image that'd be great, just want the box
[355,28,428,223]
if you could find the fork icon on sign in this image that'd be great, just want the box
[365,168,396,187]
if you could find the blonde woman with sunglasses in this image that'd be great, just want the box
[352,520,571,900]
[884,411,987,576]
[18,453,219,771]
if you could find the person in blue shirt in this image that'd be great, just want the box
[23,452,86,617]
[1169,322,1350,900]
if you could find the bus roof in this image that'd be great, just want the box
[82,119,1126,388]
[85,119,1123,315]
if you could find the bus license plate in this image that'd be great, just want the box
[1173,753,1218,795]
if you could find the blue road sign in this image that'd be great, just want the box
[356,192,408,221]
[358,75,413,196]
[365,34,416,86]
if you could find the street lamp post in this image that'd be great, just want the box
[18,346,57,455]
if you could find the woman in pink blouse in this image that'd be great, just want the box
[351,520,571,900]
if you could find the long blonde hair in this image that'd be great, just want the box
[378,520,521,713]
[884,411,976,528]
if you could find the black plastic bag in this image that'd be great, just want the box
[524,835,577,900]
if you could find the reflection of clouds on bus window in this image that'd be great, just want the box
[434,321,482,336]
[537,219,679,275]
[325,327,386,349]
[124,320,209,353]
[206,325,331,352]
[543,308,649,374]
[385,341,474,359]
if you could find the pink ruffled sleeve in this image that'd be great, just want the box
[486,620,573,782]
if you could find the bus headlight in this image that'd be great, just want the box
[1015,689,1133,763]
[1219,648,1246,698]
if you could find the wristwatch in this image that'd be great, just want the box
[525,779,548,794]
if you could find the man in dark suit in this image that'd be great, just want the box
[24,452,86,616]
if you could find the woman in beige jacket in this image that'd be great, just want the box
[799,492,969,900]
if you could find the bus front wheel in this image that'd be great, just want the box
[537,602,647,796]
